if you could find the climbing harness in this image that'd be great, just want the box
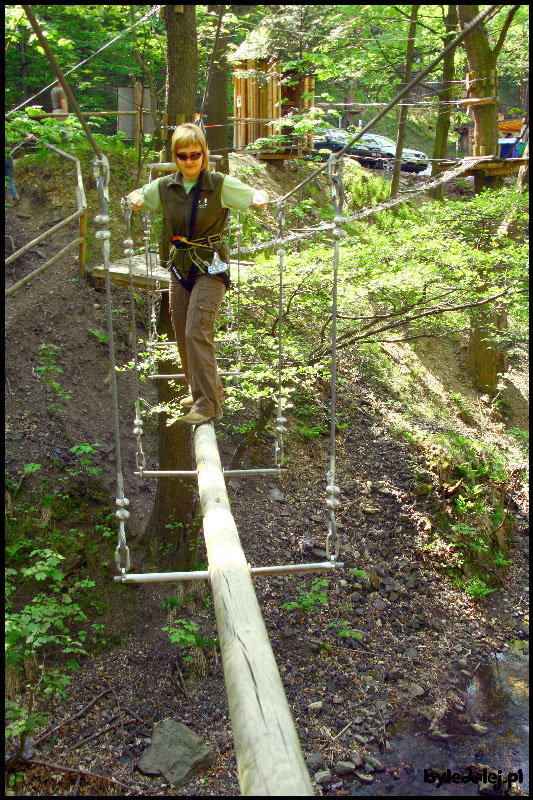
[93,154,130,576]
[166,173,230,293]
[325,154,344,563]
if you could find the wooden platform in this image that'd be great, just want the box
[90,254,170,289]
[436,156,528,178]
[90,255,251,290]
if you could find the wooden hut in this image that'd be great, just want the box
[229,26,315,155]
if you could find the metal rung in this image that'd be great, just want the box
[148,339,239,347]
[135,468,287,478]
[148,371,240,379]
[114,561,343,584]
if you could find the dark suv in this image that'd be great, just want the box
[312,129,381,168]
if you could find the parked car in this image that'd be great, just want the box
[312,128,381,168]
[357,132,429,173]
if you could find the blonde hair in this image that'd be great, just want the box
[171,122,209,172]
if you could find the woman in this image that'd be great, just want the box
[128,123,267,425]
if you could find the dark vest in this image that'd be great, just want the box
[158,169,230,278]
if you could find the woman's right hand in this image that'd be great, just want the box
[127,190,144,211]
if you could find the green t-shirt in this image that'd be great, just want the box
[137,173,255,213]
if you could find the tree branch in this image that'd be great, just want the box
[308,287,509,364]
[492,5,520,61]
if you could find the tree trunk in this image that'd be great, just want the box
[143,5,199,569]
[390,5,419,199]
[457,5,500,194]
[430,5,458,201]
[457,5,519,393]
[205,6,229,175]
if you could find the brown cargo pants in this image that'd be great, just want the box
[169,271,226,419]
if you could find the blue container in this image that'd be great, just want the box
[499,138,517,158]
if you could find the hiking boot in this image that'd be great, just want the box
[180,411,213,426]
[179,394,194,409]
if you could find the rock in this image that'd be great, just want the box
[409,682,426,698]
[429,730,451,741]
[364,755,385,772]
[361,505,380,514]
[269,487,284,502]
[333,761,356,776]
[352,734,367,746]
[138,719,215,787]
[306,751,326,771]
[355,772,374,784]
[471,723,489,735]
[350,751,364,768]
[308,701,323,712]
[314,770,332,785]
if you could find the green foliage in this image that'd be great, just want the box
[70,443,101,477]
[5,546,92,746]
[88,328,109,345]
[462,577,495,601]
[328,620,363,640]
[162,618,216,663]
[35,343,71,412]
[282,577,329,612]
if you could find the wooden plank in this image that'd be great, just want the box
[192,422,314,796]
[456,96,498,107]
[90,255,169,289]
[90,256,249,290]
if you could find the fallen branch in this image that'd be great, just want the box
[33,688,112,748]
[23,758,133,792]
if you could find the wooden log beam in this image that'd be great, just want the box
[193,422,314,796]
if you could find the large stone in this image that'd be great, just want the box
[138,719,215,787]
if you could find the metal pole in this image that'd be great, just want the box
[134,468,287,478]
[193,421,314,796]
[114,561,344,583]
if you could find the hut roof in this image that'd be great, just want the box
[228,26,277,62]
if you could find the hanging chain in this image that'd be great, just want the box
[325,154,345,563]
[237,211,243,368]
[275,201,287,469]
[142,211,158,375]
[121,197,146,476]
[224,213,234,340]
[93,155,130,576]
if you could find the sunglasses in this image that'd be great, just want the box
[176,151,203,162]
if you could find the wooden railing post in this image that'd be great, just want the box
[79,209,87,279]
[193,422,314,796]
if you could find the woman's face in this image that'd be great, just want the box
[175,142,205,181]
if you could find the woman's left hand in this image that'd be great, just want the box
[251,190,268,208]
